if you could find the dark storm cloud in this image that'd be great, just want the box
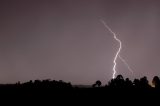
[0,0,160,84]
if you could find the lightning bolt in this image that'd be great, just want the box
[119,55,133,74]
[100,19,133,79]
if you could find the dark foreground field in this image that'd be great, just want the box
[1,75,160,104]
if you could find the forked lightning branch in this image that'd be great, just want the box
[100,19,133,79]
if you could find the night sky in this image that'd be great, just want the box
[0,0,160,84]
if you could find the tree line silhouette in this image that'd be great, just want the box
[91,75,160,89]
[2,75,160,89]
[1,75,160,103]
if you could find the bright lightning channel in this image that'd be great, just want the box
[100,19,133,79]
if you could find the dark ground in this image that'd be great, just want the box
[1,75,160,105]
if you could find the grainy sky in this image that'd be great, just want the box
[0,0,160,84]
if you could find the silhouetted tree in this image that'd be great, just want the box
[152,76,160,88]
[108,75,125,88]
[133,77,150,89]
[133,79,140,88]
[140,76,150,88]
[125,78,133,88]
[92,80,102,87]
[116,75,124,80]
